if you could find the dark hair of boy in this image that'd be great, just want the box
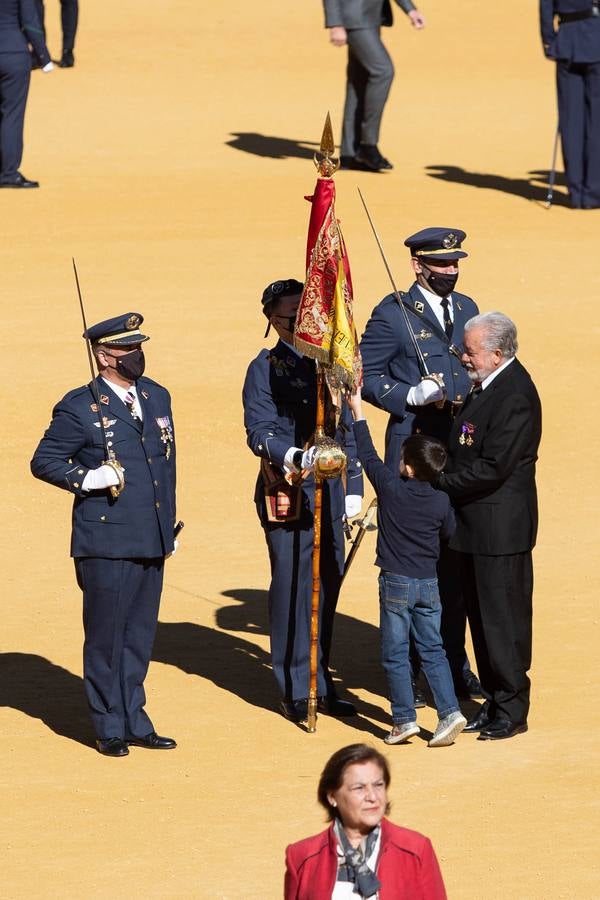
[401,435,447,483]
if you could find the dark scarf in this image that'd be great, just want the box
[334,819,382,898]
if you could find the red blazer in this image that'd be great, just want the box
[284,818,447,900]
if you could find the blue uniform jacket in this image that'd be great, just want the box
[31,375,176,559]
[242,340,363,521]
[0,0,50,63]
[540,0,600,62]
[360,283,478,466]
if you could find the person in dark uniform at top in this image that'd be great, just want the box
[323,0,425,172]
[31,313,178,757]
[34,0,78,67]
[359,228,481,701]
[0,0,52,188]
[243,279,363,723]
[540,0,600,208]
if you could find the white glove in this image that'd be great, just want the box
[284,445,318,473]
[82,464,124,491]
[345,495,362,518]
[42,62,54,73]
[301,446,318,470]
[406,379,444,406]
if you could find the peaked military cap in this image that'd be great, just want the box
[261,278,304,309]
[84,312,149,346]
[404,227,468,260]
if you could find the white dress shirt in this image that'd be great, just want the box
[102,378,143,421]
[480,356,515,390]
[417,284,453,331]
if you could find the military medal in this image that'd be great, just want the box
[156,416,173,459]
[459,422,475,446]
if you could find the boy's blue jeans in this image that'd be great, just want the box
[379,571,460,724]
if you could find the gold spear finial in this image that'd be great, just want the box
[314,112,340,177]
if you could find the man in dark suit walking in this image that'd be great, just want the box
[323,0,425,172]
[31,313,178,756]
[438,312,542,740]
[0,0,52,187]
[540,0,600,208]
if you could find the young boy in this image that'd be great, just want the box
[347,388,466,747]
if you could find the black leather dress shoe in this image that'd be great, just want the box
[318,696,357,717]
[354,143,392,172]
[412,680,427,709]
[96,737,129,757]
[127,732,177,749]
[0,172,39,188]
[280,699,308,722]
[463,703,494,733]
[58,50,74,68]
[354,144,385,172]
[454,670,483,700]
[478,718,528,741]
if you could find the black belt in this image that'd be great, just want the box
[559,7,599,23]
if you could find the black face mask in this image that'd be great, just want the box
[106,348,145,381]
[421,264,459,298]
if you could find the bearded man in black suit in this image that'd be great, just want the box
[438,312,542,741]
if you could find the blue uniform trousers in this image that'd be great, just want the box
[261,487,345,702]
[557,59,600,207]
[75,557,164,740]
[0,52,30,178]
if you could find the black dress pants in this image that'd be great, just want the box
[458,551,533,723]
[557,59,600,208]
[0,53,31,179]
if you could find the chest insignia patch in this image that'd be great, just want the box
[290,378,308,389]
[268,355,291,377]
[93,417,117,428]
[416,329,432,341]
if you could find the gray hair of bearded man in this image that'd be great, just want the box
[464,311,518,359]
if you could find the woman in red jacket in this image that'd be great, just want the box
[284,743,447,899]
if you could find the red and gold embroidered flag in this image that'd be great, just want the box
[294,177,362,390]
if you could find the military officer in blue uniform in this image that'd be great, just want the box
[243,279,363,723]
[31,312,178,756]
[359,228,481,699]
[540,0,600,208]
[0,0,53,188]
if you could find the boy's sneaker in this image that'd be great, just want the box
[428,711,467,747]
[384,722,420,745]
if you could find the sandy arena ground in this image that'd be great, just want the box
[1,1,599,897]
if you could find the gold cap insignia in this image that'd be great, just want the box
[126,315,140,330]
[442,233,457,249]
